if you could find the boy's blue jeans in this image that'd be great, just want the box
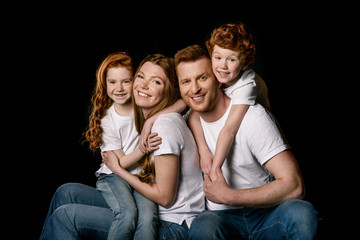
[188,199,318,240]
[96,173,158,240]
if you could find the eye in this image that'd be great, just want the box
[136,74,144,79]
[181,79,190,85]
[213,56,221,60]
[200,75,207,81]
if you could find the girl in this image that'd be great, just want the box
[84,52,161,240]
[103,54,205,240]
[189,22,270,181]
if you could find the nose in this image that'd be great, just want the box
[140,79,149,89]
[219,59,227,69]
[191,81,201,94]
[116,82,124,91]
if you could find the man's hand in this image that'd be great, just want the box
[203,167,230,204]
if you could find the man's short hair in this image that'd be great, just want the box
[174,45,210,67]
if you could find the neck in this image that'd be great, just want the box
[113,102,133,116]
[198,90,231,123]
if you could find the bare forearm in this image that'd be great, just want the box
[223,178,304,208]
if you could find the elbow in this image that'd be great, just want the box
[159,195,176,209]
[292,178,305,200]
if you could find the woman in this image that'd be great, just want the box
[40,54,204,240]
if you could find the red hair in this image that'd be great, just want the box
[84,52,134,151]
[206,22,256,69]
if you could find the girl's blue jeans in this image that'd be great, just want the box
[188,199,318,240]
[96,173,158,240]
[39,182,157,240]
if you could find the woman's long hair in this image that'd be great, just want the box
[133,54,179,183]
[84,52,134,151]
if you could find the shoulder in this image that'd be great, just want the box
[153,113,186,132]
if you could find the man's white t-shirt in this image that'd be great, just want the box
[200,101,290,210]
[96,104,140,176]
[152,113,205,227]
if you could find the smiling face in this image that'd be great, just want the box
[106,67,133,107]
[211,45,244,87]
[177,57,221,113]
[133,61,166,118]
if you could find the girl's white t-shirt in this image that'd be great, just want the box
[152,113,205,227]
[200,102,290,210]
[96,104,140,176]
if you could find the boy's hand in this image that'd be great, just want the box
[209,165,222,181]
[139,120,153,154]
[199,150,213,175]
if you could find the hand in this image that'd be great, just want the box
[209,165,221,181]
[139,118,155,154]
[199,150,213,175]
[147,132,162,153]
[101,151,121,172]
[203,168,229,204]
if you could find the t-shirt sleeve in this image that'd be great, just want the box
[152,117,184,157]
[100,118,122,152]
[229,81,257,105]
[247,109,290,165]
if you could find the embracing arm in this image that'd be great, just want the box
[204,150,305,208]
[139,99,187,153]
[104,151,179,208]
[210,104,249,180]
[188,111,213,175]
[109,133,162,169]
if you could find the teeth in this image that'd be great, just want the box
[138,92,148,97]
[192,95,203,100]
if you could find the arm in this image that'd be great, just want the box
[139,99,187,153]
[108,132,162,169]
[104,151,179,208]
[204,150,305,208]
[188,110,213,175]
[210,104,249,181]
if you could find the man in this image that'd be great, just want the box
[174,45,318,239]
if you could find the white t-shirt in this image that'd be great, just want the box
[200,101,290,210]
[223,69,269,108]
[95,104,140,176]
[152,113,205,226]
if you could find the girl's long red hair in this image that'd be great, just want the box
[84,52,134,151]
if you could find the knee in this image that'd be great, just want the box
[279,199,318,236]
[189,211,227,239]
[138,209,158,228]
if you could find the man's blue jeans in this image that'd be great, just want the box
[96,173,158,240]
[188,199,318,239]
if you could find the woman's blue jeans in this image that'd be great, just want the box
[96,173,158,240]
[39,182,157,240]
[188,199,318,240]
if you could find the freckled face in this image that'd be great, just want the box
[106,67,133,106]
[133,61,166,117]
[211,45,244,87]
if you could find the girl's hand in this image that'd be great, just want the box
[139,118,155,154]
[146,132,162,153]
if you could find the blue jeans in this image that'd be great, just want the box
[188,199,318,240]
[96,174,158,240]
[40,182,158,240]
[158,220,189,240]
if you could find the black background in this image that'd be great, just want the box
[6,2,355,239]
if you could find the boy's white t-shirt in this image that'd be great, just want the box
[95,104,140,176]
[152,113,205,227]
[200,101,290,210]
[223,69,269,108]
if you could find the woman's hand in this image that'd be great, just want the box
[102,151,122,172]
[139,118,155,154]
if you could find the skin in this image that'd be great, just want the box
[177,57,304,208]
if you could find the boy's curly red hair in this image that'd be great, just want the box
[206,22,256,69]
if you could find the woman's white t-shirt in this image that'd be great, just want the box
[152,113,205,226]
[96,104,140,176]
[200,102,290,210]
